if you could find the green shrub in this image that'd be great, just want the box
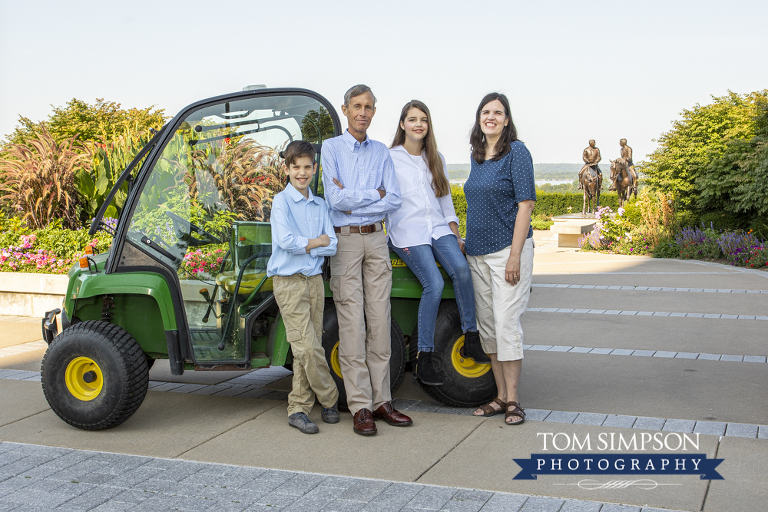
[532,191,620,217]
[531,214,554,230]
[0,214,32,248]
[450,186,621,235]
[676,211,698,228]
[0,216,113,274]
[652,236,681,258]
[678,237,722,260]
[698,210,749,230]
[33,224,112,260]
[748,217,768,240]
[620,201,643,226]
[451,185,467,238]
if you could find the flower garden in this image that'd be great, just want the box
[577,197,768,269]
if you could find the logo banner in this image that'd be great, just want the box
[513,454,723,480]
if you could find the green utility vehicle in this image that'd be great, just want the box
[41,88,495,430]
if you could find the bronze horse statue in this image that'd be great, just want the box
[579,165,601,216]
[610,158,634,207]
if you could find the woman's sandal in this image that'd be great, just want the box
[505,401,526,425]
[473,397,506,417]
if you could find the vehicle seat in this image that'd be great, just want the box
[216,270,273,295]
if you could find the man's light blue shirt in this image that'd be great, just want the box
[267,183,337,277]
[321,130,402,227]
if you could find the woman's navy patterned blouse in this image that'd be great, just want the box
[464,140,536,256]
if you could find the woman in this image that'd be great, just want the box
[386,100,490,387]
[465,93,535,425]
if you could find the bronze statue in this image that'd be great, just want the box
[619,138,638,198]
[580,167,601,216]
[610,158,633,207]
[578,140,602,190]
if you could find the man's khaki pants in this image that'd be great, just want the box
[273,274,339,416]
[329,228,392,415]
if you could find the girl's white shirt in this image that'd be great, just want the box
[386,145,460,248]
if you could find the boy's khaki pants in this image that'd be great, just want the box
[273,274,339,416]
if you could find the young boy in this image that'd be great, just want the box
[267,140,340,434]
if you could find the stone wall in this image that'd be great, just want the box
[0,273,68,317]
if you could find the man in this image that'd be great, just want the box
[620,138,639,187]
[321,84,412,436]
[578,139,603,190]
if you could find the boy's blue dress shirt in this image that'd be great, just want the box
[321,130,402,227]
[267,183,338,277]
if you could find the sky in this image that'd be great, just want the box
[1,0,767,165]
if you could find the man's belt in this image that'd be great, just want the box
[334,222,382,234]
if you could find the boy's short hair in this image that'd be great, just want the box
[283,140,316,167]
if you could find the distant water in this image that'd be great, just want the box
[450,179,576,186]
[536,179,574,186]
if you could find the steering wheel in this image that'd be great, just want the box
[164,210,222,246]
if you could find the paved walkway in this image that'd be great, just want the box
[1,233,766,511]
[0,442,681,512]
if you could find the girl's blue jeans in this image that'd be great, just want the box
[389,234,478,352]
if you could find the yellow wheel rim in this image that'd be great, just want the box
[65,357,103,401]
[330,341,343,379]
[451,335,491,378]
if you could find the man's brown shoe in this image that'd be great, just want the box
[353,408,377,436]
[373,402,413,426]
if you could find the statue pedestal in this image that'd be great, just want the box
[549,214,598,247]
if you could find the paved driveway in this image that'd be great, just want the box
[1,234,766,511]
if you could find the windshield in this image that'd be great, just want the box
[123,93,336,278]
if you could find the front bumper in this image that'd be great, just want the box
[42,306,69,344]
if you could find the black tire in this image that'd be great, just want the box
[407,327,418,372]
[322,300,406,411]
[41,320,149,430]
[420,301,497,407]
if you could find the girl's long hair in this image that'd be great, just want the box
[390,100,450,197]
[470,92,518,164]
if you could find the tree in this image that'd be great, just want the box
[641,90,768,214]
[300,107,335,143]
[4,98,166,146]
[697,102,768,218]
